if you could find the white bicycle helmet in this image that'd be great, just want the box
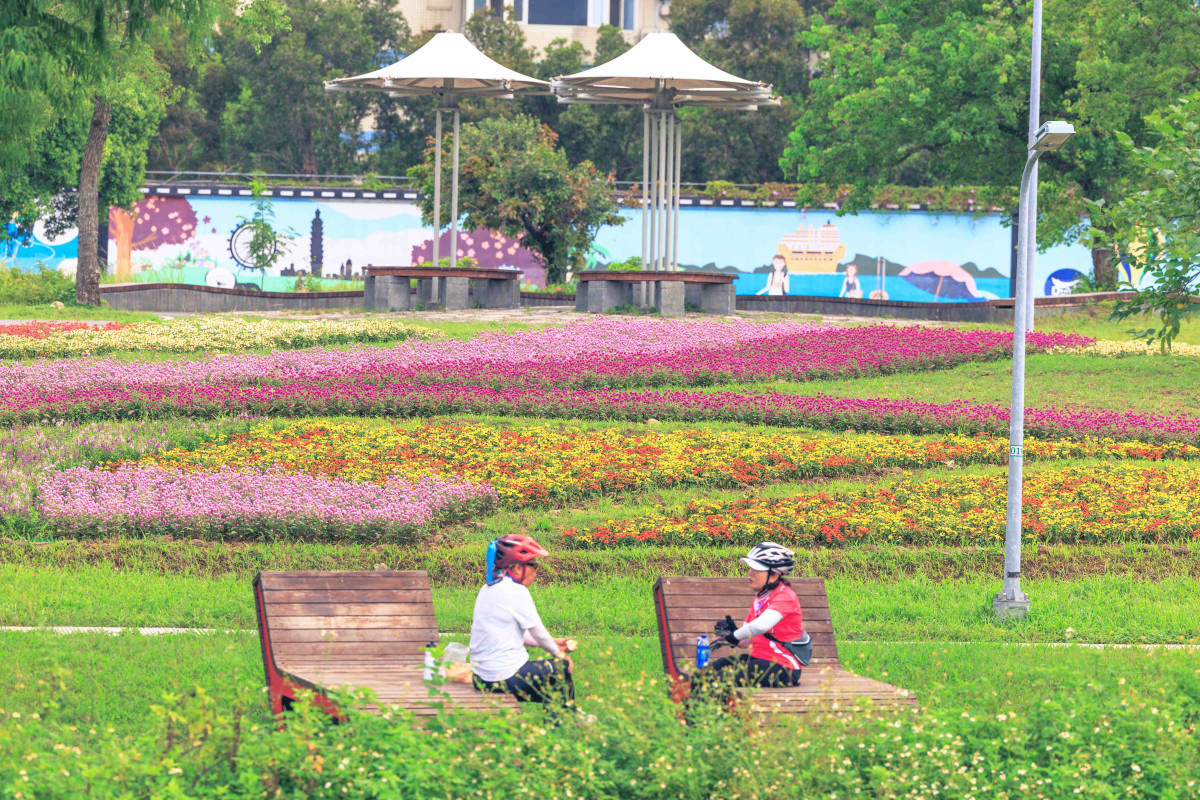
[740,542,796,575]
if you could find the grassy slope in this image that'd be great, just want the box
[725,351,1200,416]
[4,564,1198,645]
[961,302,1200,345]
[0,303,160,323]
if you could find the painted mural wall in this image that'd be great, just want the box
[2,190,1111,301]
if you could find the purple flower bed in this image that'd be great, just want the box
[5,383,1197,446]
[0,420,225,521]
[34,466,498,542]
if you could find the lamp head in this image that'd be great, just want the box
[1031,121,1075,152]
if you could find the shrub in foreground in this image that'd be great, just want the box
[1,676,1195,799]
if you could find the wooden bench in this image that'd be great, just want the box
[254,570,517,719]
[653,576,917,716]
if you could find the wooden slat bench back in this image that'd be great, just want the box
[254,570,516,719]
[655,576,838,675]
[653,576,916,715]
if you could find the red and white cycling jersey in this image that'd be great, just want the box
[745,583,805,670]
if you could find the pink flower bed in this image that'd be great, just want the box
[0,318,1089,395]
[35,466,497,542]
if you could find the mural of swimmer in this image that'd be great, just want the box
[756,253,789,295]
[839,263,862,298]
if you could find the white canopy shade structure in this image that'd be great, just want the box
[552,32,778,272]
[325,32,548,268]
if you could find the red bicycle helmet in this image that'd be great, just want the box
[493,534,549,573]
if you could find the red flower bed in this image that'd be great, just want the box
[0,321,129,340]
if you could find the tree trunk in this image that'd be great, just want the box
[1092,246,1118,289]
[76,97,112,306]
[109,207,136,281]
[299,127,318,176]
[97,204,109,276]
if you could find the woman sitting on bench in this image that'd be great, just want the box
[469,534,575,705]
[694,542,809,692]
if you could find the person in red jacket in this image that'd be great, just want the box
[693,542,810,693]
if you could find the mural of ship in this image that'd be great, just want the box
[777,222,847,274]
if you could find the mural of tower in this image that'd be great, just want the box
[310,209,323,278]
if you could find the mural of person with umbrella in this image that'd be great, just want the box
[898,260,982,301]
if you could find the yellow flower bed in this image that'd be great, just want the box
[0,317,442,357]
[561,463,1200,547]
[139,420,1200,508]
[1056,339,1200,358]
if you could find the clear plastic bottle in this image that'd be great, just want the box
[423,643,436,681]
[696,634,710,669]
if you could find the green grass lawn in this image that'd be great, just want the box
[4,563,1198,646]
[716,350,1200,416]
[963,301,1200,345]
[0,302,160,323]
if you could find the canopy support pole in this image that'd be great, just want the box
[450,108,461,269]
[648,111,658,273]
[664,111,673,274]
[433,108,443,270]
[657,108,667,271]
[641,111,649,271]
[672,113,682,272]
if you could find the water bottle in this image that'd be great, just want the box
[423,643,436,681]
[696,635,710,669]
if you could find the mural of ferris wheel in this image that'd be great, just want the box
[227,222,276,269]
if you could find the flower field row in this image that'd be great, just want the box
[137,421,1199,509]
[560,463,1200,548]
[1052,339,1200,358]
[4,381,1197,445]
[0,321,129,339]
[0,318,1089,393]
[33,466,496,542]
[0,316,441,358]
[0,420,183,523]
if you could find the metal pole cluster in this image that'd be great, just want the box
[642,102,682,273]
[431,97,462,275]
[433,109,442,269]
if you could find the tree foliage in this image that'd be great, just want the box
[1090,92,1200,351]
[407,115,623,284]
[1,0,289,305]
[672,0,815,183]
[780,0,1200,259]
[210,0,408,176]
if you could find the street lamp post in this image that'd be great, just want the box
[1024,0,1043,332]
[993,120,1075,621]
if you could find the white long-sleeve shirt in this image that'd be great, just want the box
[733,609,782,641]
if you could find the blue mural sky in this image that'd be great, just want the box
[596,206,1091,277]
[4,195,1097,301]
